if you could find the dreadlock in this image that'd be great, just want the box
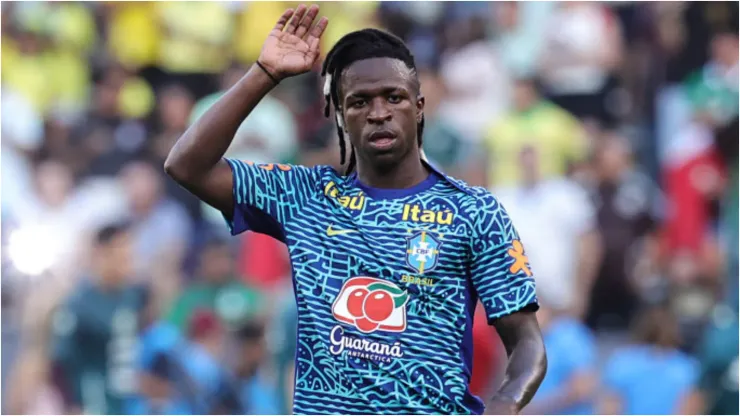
[320,28,425,175]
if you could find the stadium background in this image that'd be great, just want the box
[0,1,737,414]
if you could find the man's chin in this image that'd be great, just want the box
[362,148,401,166]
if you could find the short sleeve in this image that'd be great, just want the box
[469,193,538,323]
[224,159,318,240]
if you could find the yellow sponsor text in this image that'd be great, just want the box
[401,204,454,225]
[324,182,366,211]
[401,275,436,287]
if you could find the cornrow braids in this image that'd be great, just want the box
[320,28,425,175]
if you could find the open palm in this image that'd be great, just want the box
[259,4,329,80]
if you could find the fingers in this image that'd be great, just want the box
[295,4,320,39]
[273,8,295,32]
[285,4,308,34]
[307,16,329,51]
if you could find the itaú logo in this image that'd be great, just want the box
[331,277,409,333]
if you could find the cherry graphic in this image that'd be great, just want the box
[363,290,394,323]
[355,317,379,333]
[347,287,368,318]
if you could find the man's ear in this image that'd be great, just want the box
[416,95,425,123]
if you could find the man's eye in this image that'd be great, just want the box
[388,95,402,104]
[350,99,366,108]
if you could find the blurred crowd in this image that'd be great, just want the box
[1,1,737,415]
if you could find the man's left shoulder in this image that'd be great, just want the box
[443,177,506,213]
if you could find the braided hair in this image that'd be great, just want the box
[320,28,425,174]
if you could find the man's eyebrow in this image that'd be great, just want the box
[346,86,408,98]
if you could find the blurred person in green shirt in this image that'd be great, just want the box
[483,76,588,188]
[416,67,466,176]
[166,237,264,332]
[695,304,738,415]
[50,222,148,415]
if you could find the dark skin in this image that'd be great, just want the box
[164,4,546,414]
[489,309,548,414]
[339,57,427,188]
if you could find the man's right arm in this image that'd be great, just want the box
[164,5,328,221]
[164,66,277,219]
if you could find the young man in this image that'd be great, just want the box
[165,4,546,414]
[50,222,146,414]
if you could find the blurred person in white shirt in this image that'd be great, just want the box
[118,160,192,305]
[1,89,44,221]
[438,16,510,146]
[493,146,602,318]
[10,160,85,282]
[538,2,624,126]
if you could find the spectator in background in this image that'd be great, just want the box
[492,1,555,77]
[586,132,662,332]
[695,304,739,415]
[72,65,152,179]
[684,31,739,126]
[166,237,264,332]
[539,2,624,127]
[147,84,203,222]
[233,321,280,414]
[416,68,466,177]
[49,222,147,415]
[662,30,737,265]
[105,2,160,72]
[129,283,186,415]
[268,292,298,415]
[524,301,597,415]
[713,117,738,311]
[483,76,588,188]
[169,309,238,414]
[495,146,601,318]
[10,160,85,284]
[150,84,195,164]
[119,160,192,291]
[437,14,509,149]
[599,305,702,415]
[1,89,44,219]
[154,2,233,97]
[2,2,94,120]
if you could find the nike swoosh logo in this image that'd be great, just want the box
[327,225,357,237]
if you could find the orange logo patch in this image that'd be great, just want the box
[507,240,532,276]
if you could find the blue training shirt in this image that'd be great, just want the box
[224,159,538,415]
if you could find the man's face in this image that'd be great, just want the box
[512,79,538,112]
[98,231,134,286]
[200,245,233,283]
[340,58,425,168]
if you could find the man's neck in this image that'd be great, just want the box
[96,277,123,292]
[355,151,429,190]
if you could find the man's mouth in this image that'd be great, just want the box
[368,130,397,150]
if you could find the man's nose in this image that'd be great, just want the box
[367,99,391,123]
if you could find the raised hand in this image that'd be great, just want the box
[257,4,329,81]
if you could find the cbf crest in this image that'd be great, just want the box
[405,231,442,274]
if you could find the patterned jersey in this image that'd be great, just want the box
[224,159,538,415]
